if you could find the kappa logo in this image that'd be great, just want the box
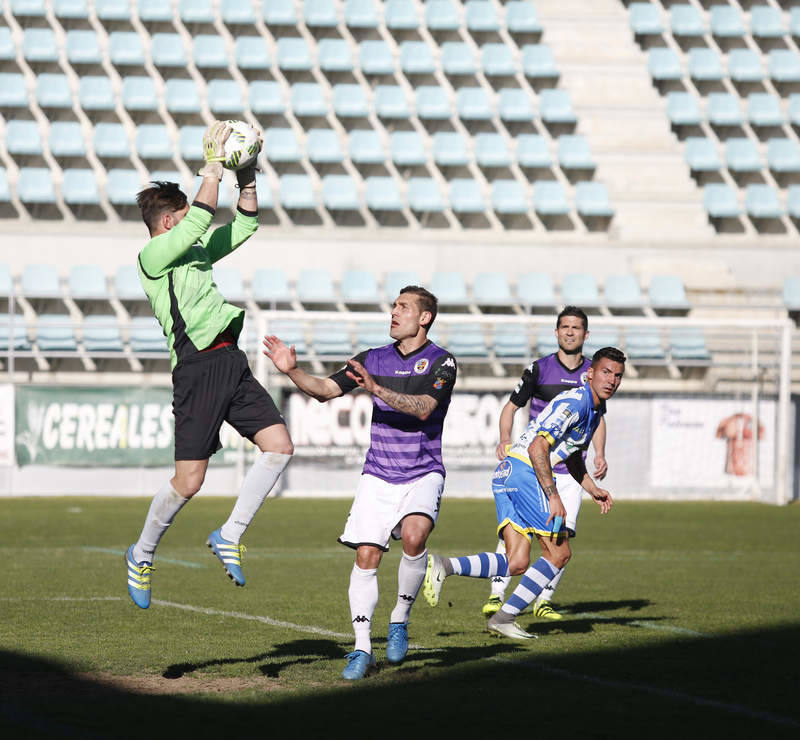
[493,459,512,481]
[443,357,455,368]
[414,358,429,374]
[352,615,370,624]
[399,594,415,603]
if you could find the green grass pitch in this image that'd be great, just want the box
[1,496,799,738]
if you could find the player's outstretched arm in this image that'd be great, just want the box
[263,335,341,402]
[234,126,262,212]
[591,416,608,479]
[496,400,520,460]
[346,359,437,420]
[565,452,613,514]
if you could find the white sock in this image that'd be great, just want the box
[133,482,188,563]
[490,539,511,599]
[349,564,378,654]
[537,567,566,605]
[390,550,427,624]
[220,451,291,544]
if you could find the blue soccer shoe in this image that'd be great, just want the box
[341,650,376,680]
[386,623,409,664]
[125,545,154,609]
[207,529,246,586]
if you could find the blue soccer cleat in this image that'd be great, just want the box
[207,529,246,586]
[386,623,409,664]
[341,650,376,680]
[125,545,154,609]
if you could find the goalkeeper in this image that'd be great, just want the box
[125,121,293,609]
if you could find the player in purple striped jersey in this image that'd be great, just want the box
[263,286,457,680]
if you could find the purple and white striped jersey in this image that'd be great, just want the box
[330,340,457,484]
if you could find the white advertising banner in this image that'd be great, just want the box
[0,384,13,467]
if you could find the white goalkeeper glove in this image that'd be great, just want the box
[198,120,232,180]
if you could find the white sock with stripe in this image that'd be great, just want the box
[490,539,511,598]
[133,481,188,563]
[537,567,566,605]
[446,552,509,578]
[390,550,427,624]
[500,557,561,617]
[349,564,378,654]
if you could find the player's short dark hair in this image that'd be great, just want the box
[557,306,588,331]
[399,285,438,331]
[592,346,626,367]
[136,181,188,234]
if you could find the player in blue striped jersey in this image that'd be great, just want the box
[423,347,625,639]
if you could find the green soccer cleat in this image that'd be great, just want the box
[481,595,503,617]
[533,601,563,621]
[422,554,446,607]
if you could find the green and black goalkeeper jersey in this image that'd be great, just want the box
[137,203,258,370]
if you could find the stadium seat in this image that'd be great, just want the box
[521,44,559,80]
[540,89,576,124]
[62,169,100,205]
[54,0,90,20]
[107,32,145,68]
[207,79,243,115]
[689,48,723,82]
[430,272,469,306]
[136,124,173,160]
[473,272,513,306]
[442,42,477,76]
[305,0,338,28]
[769,50,800,83]
[277,38,313,71]
[707,93,743,127]
[193,35,228,69]
[333,84,369,118]
[629,3,663,36]
[447,323,487,357]
[96,0,130,21]
[710,5,745,40]
[151,34,187,68]
[350,130,385,164]
[449,179,486,213]
[433,132,469,168]
[401,41,435,75]
[466,1,499,33]
[345,0,379,30]
[575,182,614,218]
[340,269,381,304]
[625,329,666,360]
[82,315,124,353]
[703,183,740,218]
[516,272,556,310]
[178,126,205,161]
[666,92,701,126]
[670,4,704,38]
[492,180,528,214]
[36,314,77,352]
[79,76,115,112]
[475,133,512,168]
[648,48,681,82]
[783,276,800,310]
[493,324,529,358]
[747,93,784,127]
[319,39,353,73]
[498,88,535,122]
[267,320,306,355]
[49,122,86,158]
[236,37,270,71]
[391,131,426,167]
[788,185,800,218]
[725,138,761,173]
[129,316,166,353]
[106,169,142,205]
[648,275,690,312]
[356,322,390,348]
[17,168,56,204]
[457,87,492,120]
[768,138,800,174]
[264,0,297,25]
[685,137,721,172]
[69,264,108,301]
[0,73,28,108]
[0,27,12,62]
[212,267,246,305]
[536,327,558,356]
[264,128,302,163]
[122,77,158,113]
[11,0,47,17]
[558,135,594,171]
[138,0,172,22]
[360,40,394,75]
[221,0,256,24]
[22,264,60,299]
[426,0,459,32]
[533,180,570,216]
[23,28,58,64]
[517,135,552,169]
[6,120,42,156]
[728,50,763,83]
[751,6,784,39]
[604,274,644,312]
[406,177,445,213]
[279,174,316,211]
[385,0,418,30]
[250,80,285,115]
[308,129,345,164]
[669,328,710,361]
[365,177,403,211]
[0,313,32,351]
[583,328,620,358]
[66,30,101,66]
[291,82,328,117]
[561,273,600,309]
[296,269,337,305]
[383,272,420,301]
[36,74,72,109]
[311,321,352,356]
[0,169,9,204]
[507,1,541,34]
[746,184,783,219]
[374,86,410,119]
[252,268,292,306]
[165,79,201,114]
[322,174,360,211]
[482,44,516,77]
[417,86,453,120]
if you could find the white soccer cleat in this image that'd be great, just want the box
[423,553,447,607]
[487,613,538,640]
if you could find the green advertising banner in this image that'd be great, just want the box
[15,386,175,466]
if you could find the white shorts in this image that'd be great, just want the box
[554,470,584,535]
[338,472,445,552]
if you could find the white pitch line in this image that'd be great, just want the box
[572,611,706,637]
[490,657,800,729]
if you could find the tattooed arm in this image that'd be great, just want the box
[347,359,437,420]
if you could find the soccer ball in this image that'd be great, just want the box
[222,120,260,171]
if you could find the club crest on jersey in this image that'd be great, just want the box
[433,377,446,389]
[494,460,512,481]
[581,371,588,384]
[414,358,429,374]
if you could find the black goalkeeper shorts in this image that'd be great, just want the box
[172,345,284,461]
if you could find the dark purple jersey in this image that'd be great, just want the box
[330,340,457,484]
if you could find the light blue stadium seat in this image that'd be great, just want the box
[207,79,243,114]
[482,44,516,77]
[122,76,158,112]
[10,0,46,15]
[22,264,60,298]
[277,37,312,71]
[236,37,270,70]
[54,0,89,19]
[350,130,385,164]
[129,316,166,353]
[689,48,723,82]
[114,266,146,303]
[138,0,172,22]
[267,320,306,355]
[106,169,142,205]
[308,129,344,164]
[685,137,721,172]
[250,80,284,115]
[360,40,394,75]
[558,135,594,170]
[703,183,740,218]
[0,169,9,203]
[345,0,379,29]
[212,267,246,304]
[648,47,681,81]
[793,8,800,38]
[747,92,784,127]
[297,269,337,304]
[670,4,704,37]
[726,137,761,172]
[561,273,600,309]
[0,27,12,62]
[386,0,418,30]
[434,131,468,167]
[36,74,72,109]
[751,6,784,39]
[94,123,130,157]
[540,89,576,124]
[23,28,58,63]
[449,179,486,213]
[291,82,327,117]
[492,180,528,214]
[790,94,800,126]
[221,0,256,24]
[457,87,492,120]
[629,3,663,35]
[498,88,534,122]
[426,0,459,31]
[493,324,528,357]
[79,76,115,112]
[165,78,201,114]
[583,328,620,358]
[252,268,292,305]
[466,0,499,33]
[475,133,511,168]
[407,178,445,212]
[746,184,782,219]
[783,276,800,309]
[625,329,666,360]
[108,32,145,66]
[82,315,124,352]
[62,169,99,205]
[517,134,551,168]
[322,175,360,211]
[670,328,710,361]
[365,176,403,210]
[381,272,419,302]
[95,0,130,21]
[604,274,644,311]
[356,322,390,348]
[536,327,558,356]
[136,124,172,159]
[649,274,689,312]
[49,122,85,158]
[180,0,214,24]
[768,138,800,173]
[305,0,337,28]
[442,42,477,75]
[341,269,381,304]
[264,128,301,163]
[769,50,800,83]
[69,264,107,300]
[193,34,228,69]
[708,93,743,126]
[36,315,77,352]
[534,180,569,216]
[375,85,410,118]
[0,73,27,108]
[280,174,316,210]
[151,33,187,67]
[473,272,512,306]
[6,120,42,156]
[264,0,297,25]
[448,323,487,357]
[391,131,426,167]
[431,272,469,306]
[401,41,435,75]
[788,185,800,218]
[319,39,353,73]
[0,312,32,352]
[521,44,559,80]
[311,322,353,356]
[667,91,701,126]
[417,86,452,120]
[575,182,614,218]
[710,5,745,39]
[517,272,556,309]
[728,49,763,83]
[507,1,541,34]
[333,84,368,117]
[66,30,101,66]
